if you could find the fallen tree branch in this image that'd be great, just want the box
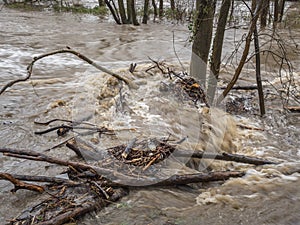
[284,106,300,112]
[0,47,137,95]
[220,85,258,90]
[0,147,146,185]
[175,150,277,165]
[34,124,114,136]
[153,171,245,186]
[3,173,78,186]
[0,172,45,193]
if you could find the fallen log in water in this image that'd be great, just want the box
[175,150,278,165]
[0,140,277,224]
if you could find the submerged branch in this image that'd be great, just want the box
[175,150,277,165]
[153,171,245,186]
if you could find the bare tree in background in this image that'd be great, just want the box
[260,0,269,28]
[105,0,139,25]
[190,0,216,88]
[208,0,231,104]
[159,0,163,18]
[142,0,150,24]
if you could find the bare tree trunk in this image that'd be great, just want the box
[98,0,105,7]
[278,0,285,22]
[118,0,128,24]
[190,0,216,87]
[152,0,158,20]
[127,0,133,23]
[274,0,279,24]
[170,0,175,11]
[228,0,235,24]
[131,0,139,25]
[260,0,269,28]
[217,0,263,104]
[159,0,163,18]
[208,0,231,104]
[142,0,150,24]
[253,25,266,115]
[104,0,121,24]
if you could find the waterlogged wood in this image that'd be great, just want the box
[0,147,111,175]
[0,47,137,95]
[0,172,45,193]
[0,147,144,184]
[153,171,245,186]
[284,106,300,113]
[37,188,127,225]
[175,151,277,165]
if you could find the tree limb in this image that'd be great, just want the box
[175,150,277,165]
[0,172,45,193]
[0,47,137,95]
[217,1,263,104]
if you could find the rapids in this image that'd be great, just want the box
[0,3,300,224]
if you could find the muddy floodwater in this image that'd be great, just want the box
[1,3,300,225]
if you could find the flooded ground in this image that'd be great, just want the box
[0,3,300,225]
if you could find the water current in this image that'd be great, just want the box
[0,3,300,225]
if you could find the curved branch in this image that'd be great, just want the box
[0,47,137,95]
[217,1,263,104]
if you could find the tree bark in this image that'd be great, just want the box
[190,0,216,87]
[152,171,245,186]
[131,0,139,25]
[152,0,158,20]
[217,0,263,104]
[159,0,163,18]
[104,0,121,24]
[274,0,279,24]
[126,0,139,25]
[253,24,266,115]
[260,0,269,28]
[118,0,128,24]
[208,0,231,104]
[126,0,133,23]
[175,150,276,165]
[142,0,150,24]
[278,0,285,22]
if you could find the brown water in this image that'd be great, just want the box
[1,5,300,225]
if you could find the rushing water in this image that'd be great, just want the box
[0,4,300,225]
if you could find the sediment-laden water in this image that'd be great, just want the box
[0,4,299,225]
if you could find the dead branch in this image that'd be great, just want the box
[4,173,78,186]
[0,147,110,175]
[217,1,263,104]
[34,124,114,136]
[0,147,144,184]
[175,150,277,165]
[284,106,300,112]
[220,85,259,90]
[0,172,45,193]
[0,47,137,95]
[152,171,245,186]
